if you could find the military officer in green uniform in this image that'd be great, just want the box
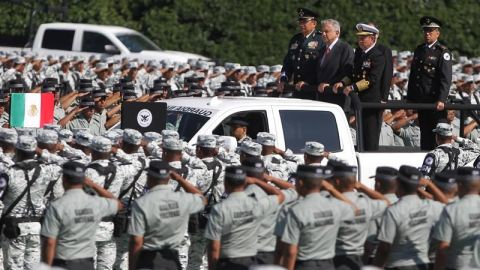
[204,166,285,270]
[433,167,480,270]
[279,165,355,270]
[40,161,122,270]
[128,161,207,270]
[279,7,325,100]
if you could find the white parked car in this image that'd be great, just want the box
[0,23,209,63]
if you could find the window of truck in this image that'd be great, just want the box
[42,29,75,50]
[82,31,116,53]
[115,33,159,52]
[280,110,341,153]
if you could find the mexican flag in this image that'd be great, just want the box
[10,93,55,128]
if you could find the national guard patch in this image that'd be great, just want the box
[443,52,451,61]
[425,156,434,166]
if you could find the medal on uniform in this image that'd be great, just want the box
[307,41,318,49]
[290,43,299,50]
[362,60,371,69]
[305,54,309,60]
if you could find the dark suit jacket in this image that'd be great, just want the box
[316,39,354,85]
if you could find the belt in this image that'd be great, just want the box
[5,216,42,223]
[53,258,94,264]
[296,258,334,266]
[101,217,114,222]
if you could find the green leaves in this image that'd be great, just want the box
[1,0,479,63]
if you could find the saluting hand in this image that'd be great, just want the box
[435,101,445,111]
[332,82,343,94]
[317,83,329,93]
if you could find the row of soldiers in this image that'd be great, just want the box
[0,51,286,100]
[0,124,478,270]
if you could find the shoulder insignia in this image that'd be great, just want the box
[443,52,451,61]
[436,43,448,51]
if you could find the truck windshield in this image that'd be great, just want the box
[116,33,160,52]
[166,111,210,142]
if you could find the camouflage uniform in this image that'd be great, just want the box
[420,123,480,178]
[86,136,132,270]
[1,136,59,270]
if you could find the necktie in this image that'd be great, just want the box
[321,47,331,66]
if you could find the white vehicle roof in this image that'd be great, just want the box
[40,23,136,35]
[165,96,341,111]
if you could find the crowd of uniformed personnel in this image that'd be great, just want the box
[0,126,478,270]
[0,5,479,270]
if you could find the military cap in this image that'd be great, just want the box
[433,170,457,187]
[196,134,217,149]
[71,55,84,63]
[62,161,86,183]
[226,117,249,127]
[356,23,380,36]
[432,122,453,136]
[196,60,209,71]
[224,166,246,184]
[14,57,26,65]
[90,136,112,153]
[8,79,24,89]
[58,129,73,143]
[78,80,94,93]
[37,129,58,144]
[297,7,318,20]
[80,97,95,107]
[253,86,269,97]
[59,56,71,64]
[89,55,101,62]
[213,66,226,74]
[370,166,398,181]
[92,89,107,98]
[456,167,480,182]
[331,162,358,176]
[15,128,35,137]
[161,130,180,140]
[242,156,265,175]
[244,66,257,75]
[122,91,137,101]
[257,65,270,73]
[225,63,242,72]
[0,92,8,103]
[303,141,325,156]
[270,65,283,73]
[128,62,139,69]
[143,131,162,143]
[32,55,46,62]
[16,135,37,152]
[294,165,333,180]
[397,165,422,185]
[0,128,18,144]
[162,138,183,151]
[103,130,122,145]
[462,75,474,83]
[256,132,276,146]
[43,78,59,85]
[44,124,61,132]
[95,62,109,72]
[420,16,442,28]
[147,160,171,179]
[123,128,142,145]
[74,129,92,147]
[240,141,262,156]
[218,136,237,152]
[41,84,57,93]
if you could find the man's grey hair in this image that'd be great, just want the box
[321,19,341,33]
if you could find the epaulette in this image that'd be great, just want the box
[435,43,448,51]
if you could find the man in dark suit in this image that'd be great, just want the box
[315,19,354,108]
[334,23,391,151]
[407,16,452,150]
[279,7,325,100]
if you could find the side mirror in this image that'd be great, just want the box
[104,45,120,54]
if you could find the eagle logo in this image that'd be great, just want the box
[137,109,153,128]
[28,105,38,117]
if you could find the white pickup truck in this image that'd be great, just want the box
[0,23,208,63]
[160,96,427,187]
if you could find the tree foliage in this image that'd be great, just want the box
[0,0,478,64]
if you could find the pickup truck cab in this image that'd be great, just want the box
[161,96,427,187]
[4,23,208,63]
